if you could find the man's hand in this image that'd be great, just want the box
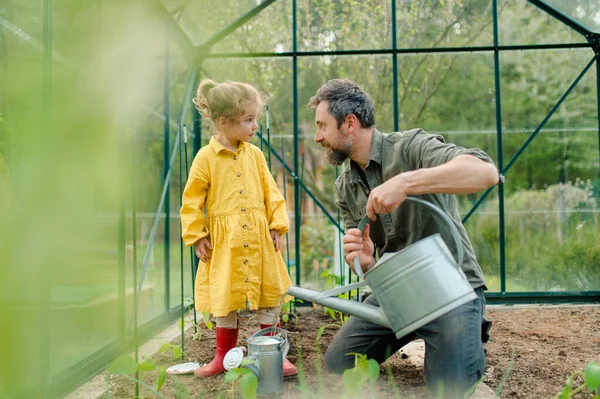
[343,224,376,274]
[366,173,408,220]
[270,229,281,251]
[194,237,213,263]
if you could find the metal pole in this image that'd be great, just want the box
[179,123,185,356]
[182,124,198,329]
[392,0,399,131]
[131,126,140,398]
[40,0,52,395]
[596,53,600,182]
[281,137,291,276]
[163,31,171,312]
[292,0,301,290]
[492,0,507,294]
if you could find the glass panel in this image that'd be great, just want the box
[498,0,587,45]
[396,0,493,49]
[398,52,497,146]
[1,0,43,44]
[500,48,597,179]
[541,0,600,34]
[463,190,501,292]
[297,0,392,51]
[161,0,268,46]
[131,114,168,326]
[211,0,292,54]
[501,48,599,292]
[298,55,395,133]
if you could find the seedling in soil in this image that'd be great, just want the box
[223,359,258,399]
[556,362,600,398]
[341,353,380,398]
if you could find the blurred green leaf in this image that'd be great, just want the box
[157,343,173,354]
[585,363,600,393]
[107,356,137,375]
[367,359,380,384]
[224,368,241,383]
[239,371,258,399]
[172,345,183,360]
[155,367,167,392]
[137,358,155,372]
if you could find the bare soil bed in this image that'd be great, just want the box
[109,305,600,398]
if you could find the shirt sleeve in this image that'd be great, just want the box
[260,150,289,235]
[404,129,497,170]
[180,153,210,247]
[334,178,357,230]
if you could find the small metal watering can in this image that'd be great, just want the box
[223,326,290,395]
[288,197,477,339]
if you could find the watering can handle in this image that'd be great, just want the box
[354,197,464,279]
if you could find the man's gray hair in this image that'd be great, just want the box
[308,78,375,129]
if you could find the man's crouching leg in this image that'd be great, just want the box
[323,294,416,374]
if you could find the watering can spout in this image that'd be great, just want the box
[287,286,391,329]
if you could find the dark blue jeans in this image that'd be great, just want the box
[324,287,486,398]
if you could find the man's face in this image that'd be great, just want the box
[314,101,352,166]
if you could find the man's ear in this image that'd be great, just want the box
[346,114,358,134]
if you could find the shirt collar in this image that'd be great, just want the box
[348,128,384,183]
[208,135,247,154]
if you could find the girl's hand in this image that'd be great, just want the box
[270,230,281,252]
[194,237,213,263]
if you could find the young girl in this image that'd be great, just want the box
[181,79,297,378]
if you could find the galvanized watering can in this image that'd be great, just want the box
[288,197,477,339]
[223,326,289,395]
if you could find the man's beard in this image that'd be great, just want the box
[326,142,352,166]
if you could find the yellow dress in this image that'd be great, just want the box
[180,136,292,317]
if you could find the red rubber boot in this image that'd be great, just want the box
[194,327,239,377]
[260,323,298,377]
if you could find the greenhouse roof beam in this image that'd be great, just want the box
[527,0,598,42]
[152,0,195,54]
[196,0,279,56]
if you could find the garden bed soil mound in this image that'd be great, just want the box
[109,305,600,398]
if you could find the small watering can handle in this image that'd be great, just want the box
[352,217,371,278]
[354,197,464,279]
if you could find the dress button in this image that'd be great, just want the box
[239,190,244,194]
[244,260,248,265]
[244,244,249,248]
[233,155,237,160]
[243,224,247,229]
[241,208,246,212]
[244,278,248,282]
[237,173,241,177]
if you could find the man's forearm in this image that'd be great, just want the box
[402,155,500,195]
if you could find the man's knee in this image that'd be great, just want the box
[324,345,354,374]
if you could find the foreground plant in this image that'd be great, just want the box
[223,360,258,399]
[341,353,380,398]
[556,362,600,398]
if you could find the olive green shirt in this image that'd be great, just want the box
[335,128,497,290]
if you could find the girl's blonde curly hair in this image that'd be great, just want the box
[192,79,264,129]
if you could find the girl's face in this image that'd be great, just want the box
[222,105,259,143]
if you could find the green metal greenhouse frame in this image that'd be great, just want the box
[9,0,600,397]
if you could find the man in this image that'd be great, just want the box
[308,78,500,397]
